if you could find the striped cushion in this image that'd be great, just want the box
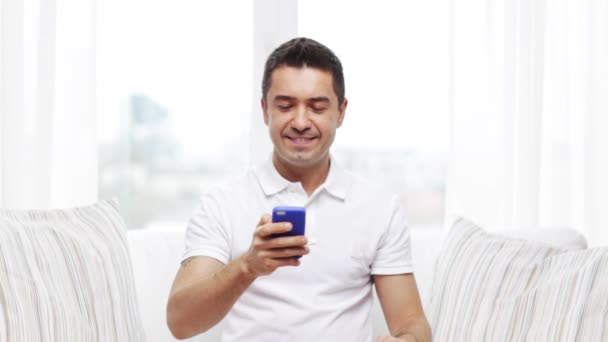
[428,218,608,341]
[0,199,146,341]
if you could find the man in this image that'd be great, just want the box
[167,37,431,342]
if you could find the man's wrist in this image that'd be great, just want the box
[236,254,258,281]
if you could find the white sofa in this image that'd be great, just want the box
[127,225,589,341]
[2,201,600,341]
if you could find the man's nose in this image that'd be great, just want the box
[291,107,311,130]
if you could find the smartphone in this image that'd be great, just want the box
[271,206,306,259]
[271,206,306,237]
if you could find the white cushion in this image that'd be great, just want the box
[428,217,608,341]
[128,227,223,342]
[0,200,146,341]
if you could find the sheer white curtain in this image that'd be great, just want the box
[446,0,608,246]
[0,0,97,209]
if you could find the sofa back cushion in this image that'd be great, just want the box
[428,218,608,341]
[0,200,146,341]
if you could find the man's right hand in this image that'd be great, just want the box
[241,214,309,277]
[168,214,309,339]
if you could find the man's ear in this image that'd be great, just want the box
[261,98,269,125]
[337,98,348,128]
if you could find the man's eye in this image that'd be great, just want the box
[312,107,327,113]
[278,105,292,110]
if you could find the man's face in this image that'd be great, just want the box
[262,66,347,170]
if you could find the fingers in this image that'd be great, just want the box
[243,248,302,277]
[245,214,309,277]
[267,234,308,248]
[258,246,310,259]
[251,235,308,256]
[255,214,305,242]
[256,221,292,238]
[254,214,307,249]
[266,256,301,268]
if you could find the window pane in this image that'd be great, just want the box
[97,1,252,229]
[299,0,449,227]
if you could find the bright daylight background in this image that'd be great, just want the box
[1,0,607,245]
[96,0,449,231]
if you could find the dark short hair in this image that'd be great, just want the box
[262,37,345,108]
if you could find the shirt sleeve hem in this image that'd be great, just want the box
[181,249,229,265]
[371,265,415,275]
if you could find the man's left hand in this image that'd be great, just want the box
[375,334,417,342]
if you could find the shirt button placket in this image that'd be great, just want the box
[289,183,305,207]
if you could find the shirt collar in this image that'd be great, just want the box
[254,156,291,196]
[254,155,352,200]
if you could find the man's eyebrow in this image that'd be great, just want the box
[273,95,294,102]
[308,97,330,103]
[272,95,331,103]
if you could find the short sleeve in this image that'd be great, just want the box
[371,197,414,275]
[182,190,231,264]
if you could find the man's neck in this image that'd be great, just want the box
[272,154,330,197]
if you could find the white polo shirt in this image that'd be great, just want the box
[183,156,413,342]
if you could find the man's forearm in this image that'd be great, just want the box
[167,255,256,339]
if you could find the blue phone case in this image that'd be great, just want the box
[271,206,306,259]
[271,206,306,237]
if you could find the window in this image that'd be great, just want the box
[97,1,252,229]
[98,1,449,229]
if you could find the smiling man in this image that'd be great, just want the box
[167,38,431,342]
